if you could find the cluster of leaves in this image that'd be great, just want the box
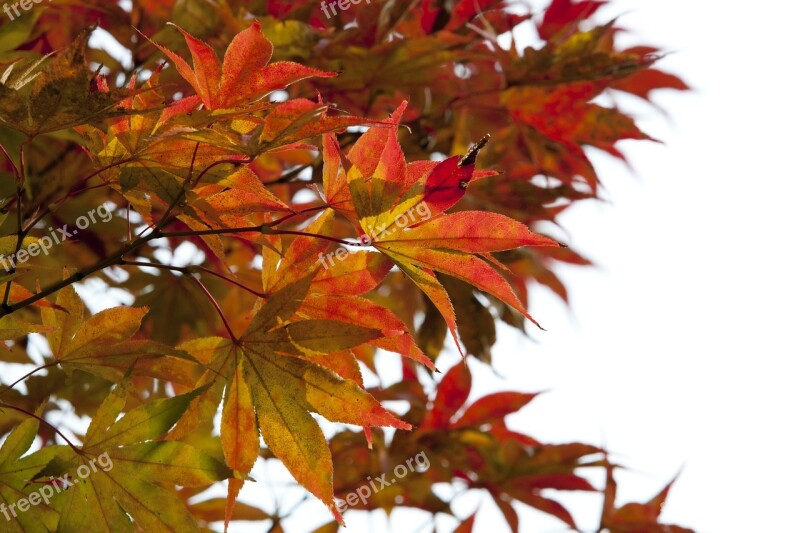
[0,0,691,531]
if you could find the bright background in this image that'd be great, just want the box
[280,1,800,531]
[463,1,800,532]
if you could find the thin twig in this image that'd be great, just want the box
[119,259,240,340]
[0,402,82,453]
[161,226,355,247]
[263,162,315,185]
[0,361,59,397]
[187,275,238,341]
[193,265,265,298]
[2,141,28,307]
[0,141,19,177]
[23,158,132,233]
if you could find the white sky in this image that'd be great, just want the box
[472,1,800,532]
[266,2,800,531]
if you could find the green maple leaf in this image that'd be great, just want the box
[35,384,230,532]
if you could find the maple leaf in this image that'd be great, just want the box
[327,428,449,517]
[257,98,370,153]
[611,47,691,104]
[335,363,598,529]
[418,359,472,431]
[538,0,607,40]
[40,285,198,385]
[0,417,60,532]
[502,83,654,159]
[261,208,435,370]
[417,363,543,441]
[149,22,336,110]
[602,464,695,533]
[171,276,411,525]
[299,293,436,371]
[0,29,129,135]
[39,383,230,532]
[417,365,594,528]
[436,275,497,362]
[190,165,292,228]
[331,102,559,355]
[0,315,54,341]
[0,236,42,258]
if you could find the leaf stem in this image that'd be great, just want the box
[161,225,355,247]
[0,402,81,453]
[0,155,240,316]
[263,162,315,185]
[119,259,241,340]
[192,265,265,297]
[0,141,19,177]
[188,275,238,340]
[0,227,162,316]
[0,361,59,397]
[0,217,358,316]
[0,161,337,317]
[23,172,121,234]
[2,140,29,307]
[122,259,265,299]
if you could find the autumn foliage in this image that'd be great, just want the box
[0,0,691,531]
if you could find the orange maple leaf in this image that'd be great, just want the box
[150,22,336,110]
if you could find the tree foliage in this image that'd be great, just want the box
[0,0,691,531]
